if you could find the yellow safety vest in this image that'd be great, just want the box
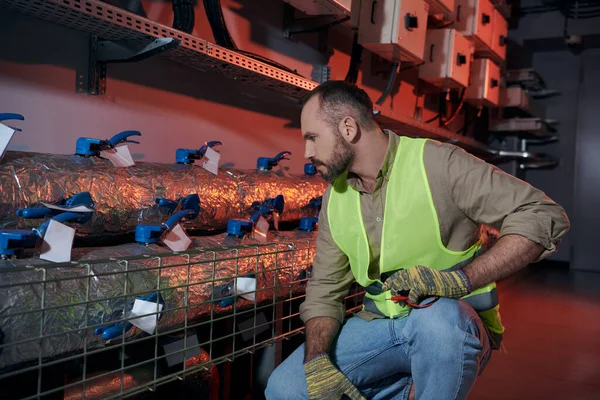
[327,137,504,334]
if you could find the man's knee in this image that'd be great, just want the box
[264,348,306,400]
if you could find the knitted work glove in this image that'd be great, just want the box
[304,354,366,400]
[381,265,472,306]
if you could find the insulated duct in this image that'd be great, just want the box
[0,230,316,370]
[62,346,213,400]
[0,151,327,240]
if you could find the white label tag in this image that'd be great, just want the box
[40,203,94,213]
[202,146,220,175]
[234,277,257,302]
[100,145,135,167]
[0,123,16,162]
[40,220,75,263]
[162,224,192,252]
[252,216,270,243]
[129,298,163,334]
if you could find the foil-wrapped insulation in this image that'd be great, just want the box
[0,151,327,238]
[229,169,326,223]
[0,230,316,370]
[62,345,212,400]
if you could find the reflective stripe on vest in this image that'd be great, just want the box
[327,137,504,334]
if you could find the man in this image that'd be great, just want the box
[265,81,569,400]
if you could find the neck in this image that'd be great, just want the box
[348,127,388,186]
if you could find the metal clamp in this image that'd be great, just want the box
[94,292,164,340]
[17,192,95,219]
[0,113,24,131]
[1,192,95,258]
[257,151,291,170]
[75,130,141,157]
[176,141,222,164]
[227,195,285,237]
[304,163,317,176]
[299,196,322,231]
[135,194,200,244]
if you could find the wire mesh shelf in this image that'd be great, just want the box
[0,237,365,399]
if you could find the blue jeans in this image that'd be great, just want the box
[265,298,492,400]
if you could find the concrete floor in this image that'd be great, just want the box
[470,263,600,399]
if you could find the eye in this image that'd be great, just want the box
[306,136,316,142]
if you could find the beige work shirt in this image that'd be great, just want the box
[299,130,570,324]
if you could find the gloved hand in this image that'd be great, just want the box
[381,265,472,306]
[304,353,366,400]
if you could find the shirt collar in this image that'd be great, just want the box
[346,129,399,193]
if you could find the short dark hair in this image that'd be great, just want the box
[301,80,376,130]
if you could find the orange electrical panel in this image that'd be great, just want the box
[466,58,500,107]
[491,9,508,61]
[419,29,473,89]
[453,0,495,52]
[357,0,429,64]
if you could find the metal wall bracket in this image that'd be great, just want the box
[79,36,180,95]
[505,68,560,99]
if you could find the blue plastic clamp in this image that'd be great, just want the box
[154,193,199,211]
[0,229,39,258]
[299,196,322,231]
[0,113,24,132]
[256,151,291,170]
[299,217,319,231]
[212,274,255,307]
[17,192,95,219]
[75,130,142,157]
[154,197,180,210]
[213,283,235,308]
[134,224,164,245]
[1,192,95,257]
[176,141,222,164]
[252,194,285,217]
[35,211,93,238]
[226,219,254,237]
[308,196,322,211]
[227,195,285,237]
[95,292,163,340]
[135,194,200,244]
[304,163,317,176]
[0,212,92,257]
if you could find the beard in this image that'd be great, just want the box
[311,135,353,183]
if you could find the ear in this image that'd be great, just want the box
[337,117,359,144]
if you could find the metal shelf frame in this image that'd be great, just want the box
[0,0,493,156]
[0,0,317,98]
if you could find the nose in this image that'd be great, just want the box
[304,142,315,160]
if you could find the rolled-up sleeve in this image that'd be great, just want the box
[299,187,355,324]
[444,145,570,261]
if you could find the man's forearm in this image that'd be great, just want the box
[463,234,544,290]
[304,317,340,362]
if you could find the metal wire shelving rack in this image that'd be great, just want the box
[0,237,365,399]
